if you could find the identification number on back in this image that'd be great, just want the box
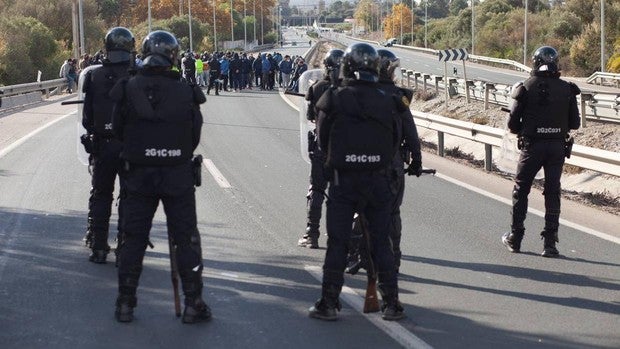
[144,148,182,157]
[345,154,381,163]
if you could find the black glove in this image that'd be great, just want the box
[406,161,423,177]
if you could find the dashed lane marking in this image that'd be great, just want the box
[203,158,232,189]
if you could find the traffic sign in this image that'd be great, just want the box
[438,48,468,61]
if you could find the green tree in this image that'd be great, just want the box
[0,16,61,85]
[449,0,468,16]
[570,23,601,74]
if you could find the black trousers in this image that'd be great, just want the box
[88,138,123,251]
[512,139,565,232]
[306,146,327,235]
[117,162,203,298]
[323,170,397,291]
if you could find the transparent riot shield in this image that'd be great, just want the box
[75,65,99,165]
[297,69,324,164]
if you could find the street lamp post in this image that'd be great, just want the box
[601,0,605,72]
[188,0,193,52]
[231,0,235,43]
[147,0,152,32]
[523,0,527,65]
[399,1,403,44]
[213,0,218,51]
[78,0,85,55]
[244,0,247,50]
[471,0,475,55]
[411,0,413,45]
[424,0,427,48]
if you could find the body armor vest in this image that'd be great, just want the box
[520,76,572,139]
[326,83,397,171]
[89,64,130,137]
[121,74,194,166]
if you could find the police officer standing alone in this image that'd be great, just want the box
[501,46,580,258]
[110,30,210,323]
[308,43,405,321]
[82,27,135,263]
[298,49,344,249]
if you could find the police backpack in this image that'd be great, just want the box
[323,85,396,171]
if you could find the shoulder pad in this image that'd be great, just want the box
[397,87,414,107]
[192,85,207,104]
[315,87,335,112]
[510,82,526,100]
[82,70,93,93]
[108,77,129,102]
[568,82,581,96]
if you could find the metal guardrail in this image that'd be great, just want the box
[400,69,620,125]
[587,72,620,88]
[0,78,68,112]
[1,78,66,98]
[412,110,620,177]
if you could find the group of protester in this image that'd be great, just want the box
[176,50,308,93]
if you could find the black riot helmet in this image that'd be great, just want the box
[341,43,380,82]
[377,49,400,81]
[532,46,559,73]
[141,30,180,68]
[104,27,135,63]
[323,49,344,79]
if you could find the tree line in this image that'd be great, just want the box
[1,0,619,85]
[0,0,278,85]
[353,0,619,76]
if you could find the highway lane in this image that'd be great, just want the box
[1,45,618,349]
[325,32,620,92]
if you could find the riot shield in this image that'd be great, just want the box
[75,65,99,165]
[297,69,324,164]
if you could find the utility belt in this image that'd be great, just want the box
[517,135,573,158]
[121,154,203,187]
[80,133,116,154]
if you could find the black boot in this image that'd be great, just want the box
[502,228,524,253]
[379,286,405,321]
[298,226,319,249]
[115,295,136,323]
[89,249,108,264]
[309,284,341,321]
[540,230,559,258]
[182,296,212,324]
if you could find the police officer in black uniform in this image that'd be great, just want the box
[346,49,423,274]
[298,49,344,249]
[110,30,210,323]
[206,53,221,95]
[82,27,135,263]
[501,46,580,258]
[308,43,405,321]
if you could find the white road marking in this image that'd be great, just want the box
[203,158,232,189]
[433,172,620,244]
[304,265,434,349]
[282,90,617,244]
[0,111,74,159]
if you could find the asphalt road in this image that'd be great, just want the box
[0,34,619,349]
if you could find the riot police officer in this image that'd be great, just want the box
[308,43,405,321]
[346,49,423,274]
[206,53,221,95]
[82,27,135,263]
[298,49,344,249]
[110,30,210,323]
[501,46,580,258]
